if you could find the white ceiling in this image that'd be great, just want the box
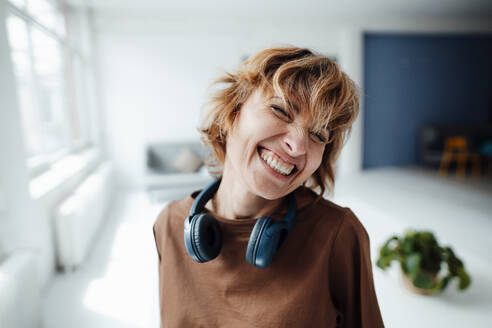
[72,0,492,19]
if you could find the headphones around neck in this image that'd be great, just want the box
[184,179,297,268]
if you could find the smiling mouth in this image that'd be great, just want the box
[257,147,298,177]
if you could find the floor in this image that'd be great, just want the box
[333,166,492,328]
[41,166,492,328]
[41,189,164,328]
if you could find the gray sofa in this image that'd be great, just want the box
[145,141,216,202]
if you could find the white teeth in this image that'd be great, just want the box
[259,148,295,176]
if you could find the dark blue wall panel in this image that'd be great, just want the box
[363,33,492,169]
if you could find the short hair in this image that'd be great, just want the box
[198,46,360,199]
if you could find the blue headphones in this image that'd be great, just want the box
[184,179,297,268]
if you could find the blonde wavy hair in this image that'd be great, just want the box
[198,46,360,198]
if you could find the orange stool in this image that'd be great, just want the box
[437,136,481,180]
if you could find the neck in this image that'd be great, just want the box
[211,163,283,220]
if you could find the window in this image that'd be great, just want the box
[5,0,93,176]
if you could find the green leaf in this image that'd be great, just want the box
[435,276,451,291]
[457,268,471,290]
[402,238,414,254]
[376,254,399,270]
[403,253,421,278]
[380,236,399,257]
[413,271,435,290]
[376,257,388,270]
[419,231,437,247]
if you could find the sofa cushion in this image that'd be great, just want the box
[172,147,203,173]
[147,141,210,174]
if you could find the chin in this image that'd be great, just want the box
[250,178,299,200]
[258,190,284,200]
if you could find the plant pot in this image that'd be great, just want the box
[401,272,438,295]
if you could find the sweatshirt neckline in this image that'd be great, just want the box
[185,185,316,226]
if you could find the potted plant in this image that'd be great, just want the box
[376,230,471,295]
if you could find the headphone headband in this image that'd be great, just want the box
[189,179,221,217]
[185,178,298,268]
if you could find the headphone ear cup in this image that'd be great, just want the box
[187,213,222,263]
[247,217,283,268]
[246,217,269,266]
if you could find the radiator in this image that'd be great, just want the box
[54,161,113,271]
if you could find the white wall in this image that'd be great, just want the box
[95,13,492,190]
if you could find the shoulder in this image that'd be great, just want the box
[337,207,370,244]
[309,196,370,246]
[153,196,191,241]
[295,186,346,219]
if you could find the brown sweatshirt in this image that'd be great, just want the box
[153,185,384,328]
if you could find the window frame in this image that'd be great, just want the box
[6,0,93,179]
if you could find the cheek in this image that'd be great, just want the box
[226,118,259,163]
[244,111,280,136]
[236,111,282,153]
[305,147,325,176]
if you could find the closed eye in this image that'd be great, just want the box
[310,131,327,143]
[271,105,292,121]
[271,104,328,143]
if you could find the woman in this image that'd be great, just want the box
[153,47,384,327]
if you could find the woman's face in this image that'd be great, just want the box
[224,88,328,200]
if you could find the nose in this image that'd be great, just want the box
[283,125,308,156]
